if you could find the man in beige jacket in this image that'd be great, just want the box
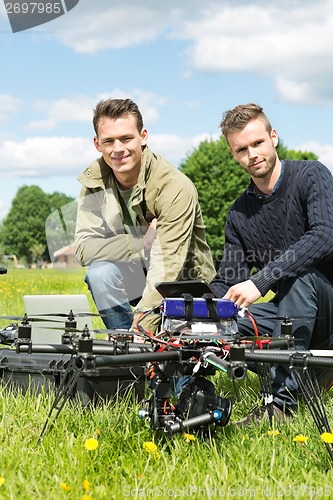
[75,98,215,334]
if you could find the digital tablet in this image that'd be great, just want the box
[155,280,217,298]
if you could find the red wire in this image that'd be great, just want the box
[244,309,259,336]
[135,309,184,348]
[244,310,263,349]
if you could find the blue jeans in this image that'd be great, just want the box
[85,260,147,330]
[236,268,333,411]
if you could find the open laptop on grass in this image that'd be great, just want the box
[23,294,93,344]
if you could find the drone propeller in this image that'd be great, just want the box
[31,310,135,319]
[25,311,103,318]
[0,314,26,321]
[0,313,63,323]
[36,324,133,336]
[259,315,315,321]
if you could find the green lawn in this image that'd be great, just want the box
[0,269,332,499]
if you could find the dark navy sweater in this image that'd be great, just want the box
[211,160,333,298]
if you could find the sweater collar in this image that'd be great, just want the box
[247,160,285,199]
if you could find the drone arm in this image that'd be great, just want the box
[203,352,247,380]
[245,350,333,369]
[92,349,182,369]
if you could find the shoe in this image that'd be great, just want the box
[317,369,333,392]
[233,403,292,427]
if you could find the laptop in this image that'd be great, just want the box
[23,294,93,344]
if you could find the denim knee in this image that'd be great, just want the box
[84,261,130,311]
[85,261,123,291]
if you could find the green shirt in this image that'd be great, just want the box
[116,182,140,235]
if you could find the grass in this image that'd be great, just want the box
[0,269,333,499]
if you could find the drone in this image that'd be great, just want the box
[1,269,333,462]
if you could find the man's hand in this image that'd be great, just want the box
[143,218,157,249]
[223,280,261,308]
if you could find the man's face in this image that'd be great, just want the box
[227,118,278,179]
[93,114,148,179]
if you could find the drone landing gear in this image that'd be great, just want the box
[39,354,83,440]
[245,349,333,464]
[291,355,333,463]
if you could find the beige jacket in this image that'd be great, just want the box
[75,147,215,330]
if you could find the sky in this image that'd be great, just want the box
[1,0,333,221]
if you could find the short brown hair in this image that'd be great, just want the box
[220,103,272,140]
[93,98,144,135]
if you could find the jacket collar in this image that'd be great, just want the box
[78,146,152,192]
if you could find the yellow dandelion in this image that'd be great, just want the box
[321,432,333,443]
[84,438,99,451]
[267,430,280,436]
[143,441,157,453]
[83,480,90,492]
[60,482,71,492]
[183,433,196,442]
[82,495,92,500]
[0,477,5,486]
[143,441,159,459]
[293,434,309,443]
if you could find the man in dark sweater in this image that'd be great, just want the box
[210,103,333,424]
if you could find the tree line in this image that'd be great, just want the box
[0,137,317,268]
[0,186,74,266]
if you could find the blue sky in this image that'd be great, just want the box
[1,0,333,220]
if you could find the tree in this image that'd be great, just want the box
[45,197,78,262]
[276,140,318,162]
[0,186,74,264]
[48,191,76,213]
[180,137,249,266]
[180,137,318,267]
[30,242,46,267]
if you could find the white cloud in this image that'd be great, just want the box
[25,119,58,132]
[295,141,333,173]
[178,2,333,104]
[34,95,94,123]
[4,1,330,107]
[0,95,21,125]
[24,90,168,131]
[0,137,95,176]
[25,95,96,131]
[275,79,312,105]
[148,132,220,166]
[44,0,333,107]
[0,131,219,179]
[52,4,172,54]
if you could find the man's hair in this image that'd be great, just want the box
[220,103,272,140]
[93,98,144,135]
